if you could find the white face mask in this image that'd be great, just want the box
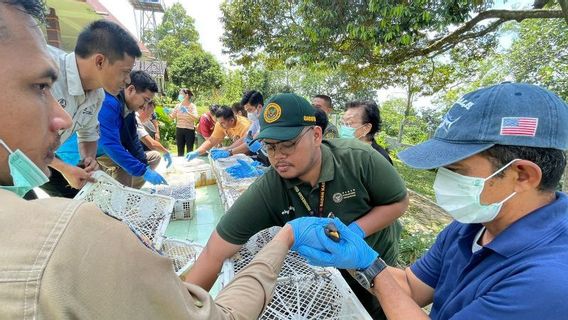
[247,111,258,123]
[434,159,519,224]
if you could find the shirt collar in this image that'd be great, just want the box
[458,192,568,258]
[284,143,336,189]
[65,52,86,97]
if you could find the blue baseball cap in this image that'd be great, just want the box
[398,83,568,169]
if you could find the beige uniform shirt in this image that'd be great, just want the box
[48,45,105,144]
[0,190,286,319]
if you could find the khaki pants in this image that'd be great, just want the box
[97,151,161,189]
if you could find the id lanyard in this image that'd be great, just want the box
[294,182,326,217]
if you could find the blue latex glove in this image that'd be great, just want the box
[287,217,334,252]
[210,148,230,160]
[225,159,263,179]
[185,151,199,161]
[348,221,366,238]
[143,167,168,185]
[244,135,262,153]
[297,217,378,270]
[180,106,189,114]
[163,152,173,168]
[163,107,171,115]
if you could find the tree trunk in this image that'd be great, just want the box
[398,76,415,143]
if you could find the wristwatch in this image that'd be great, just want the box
[354,257,388,289]
[228,149,233,156]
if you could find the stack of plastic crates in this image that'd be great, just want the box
[75,171,174,249]
[150,171,196,220]
[220,227,372,320]
[161,238,203,276]
[209,154,258,211]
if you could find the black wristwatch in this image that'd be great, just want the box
[354,257,388,289]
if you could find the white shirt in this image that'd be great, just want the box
[48,45,105,144]
[135,113,149,140]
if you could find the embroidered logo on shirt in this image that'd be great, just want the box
[333,193,343,203]
[333,189,357,203]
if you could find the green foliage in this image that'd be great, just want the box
[143,3,200,63]
[393,157,436,201]
[152,96,176,145]
[398,227,438,267]
[169,50,224,95]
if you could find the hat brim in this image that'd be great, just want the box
[256,126,305,141]
[397,139,495,170]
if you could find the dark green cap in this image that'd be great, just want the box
[257,93,316,141]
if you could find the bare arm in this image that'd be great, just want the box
[355,193,409,236]
[227,136,245,149]
[140,136,169,154]
[184,230,242,290]
[196,137,222,155]
[49,158,95,189]
[152,119,160,140]
[78,141,99,172]
[372,266,434,319]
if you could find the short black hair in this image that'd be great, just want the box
[314,94,332,108]
[1,0,45,21]
[75,20,141,63]
[345,100,382,141]
[215,105,235,120]
[181,88,193,97]
[314,108,328,132]
[231,102,246,117]
[241,90,263,107]
[130,70,158,93]
[481,145,566,192]
[209,104,220,114]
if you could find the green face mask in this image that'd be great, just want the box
[0,139,49,197]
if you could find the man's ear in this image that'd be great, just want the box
[511,160,543,193]
[94,54,106,70]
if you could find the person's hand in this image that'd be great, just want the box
[287,217,334,252]
[210,148,230,160]
[163,152,173,168]
[155,133,160,140]
[61,165,95,189]
[143,167,168,185]
[348,221,366,238]
[81,156,99,172]
[185,151,199,161]
[296,218,378,270]
[244,135,262,153]
[180,106,189,114]
[225,159,263,179]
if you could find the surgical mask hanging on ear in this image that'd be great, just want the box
[0,139,49,198]
[433,159,519,224]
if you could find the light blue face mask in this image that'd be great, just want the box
[0,139,49,197]
[339,124,366,139]
[433,159,519,224]
[177,94,184,102]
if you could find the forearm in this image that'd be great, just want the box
[230,142,249,155]
[356,194,409,236]
[373,269,430,320]
[185,249,224,291]
[197,138,219,155]
[227,137,244,149]
[78,141,98,160]
[49,157,72,173]
[141,137,168,154]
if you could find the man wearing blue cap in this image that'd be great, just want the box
[298,83,568,319]
[187,93,409,319]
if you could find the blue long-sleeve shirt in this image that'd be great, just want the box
[98,91,147,177]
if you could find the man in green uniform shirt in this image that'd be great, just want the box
[186,93,409,319]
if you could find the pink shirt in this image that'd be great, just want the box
[171,102,198,129]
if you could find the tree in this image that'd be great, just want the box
[143,3,201,63]
[169,50,224,94]
[221,0,565,71]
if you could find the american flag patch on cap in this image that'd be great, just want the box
[500,117,538,137]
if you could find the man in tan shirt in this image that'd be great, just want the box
[0,1,332,318]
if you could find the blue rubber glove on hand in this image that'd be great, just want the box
[163,107,171,115]
[244,135,262,153]
[163,152,173,168]
[185,151,199,161]
[180,106,189,114]
[225,159,263,179]
[210,148,230,160]
[143,167,168,185]
[348,221,366,238]
[288,217,334,252]
[296,218,378,270]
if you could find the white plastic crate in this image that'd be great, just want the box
[172,156,216,187]
[161,238,203,276]
[151,184,196,220]
[220,227,372,320]
[75,171,174,249]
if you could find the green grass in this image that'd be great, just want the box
[46,0,102,52]
[392,157,436,201]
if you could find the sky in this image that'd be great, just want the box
[100,0,536,107]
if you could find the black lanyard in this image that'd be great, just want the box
[294,182,326,217]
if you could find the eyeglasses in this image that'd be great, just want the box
[262,127,313,157]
